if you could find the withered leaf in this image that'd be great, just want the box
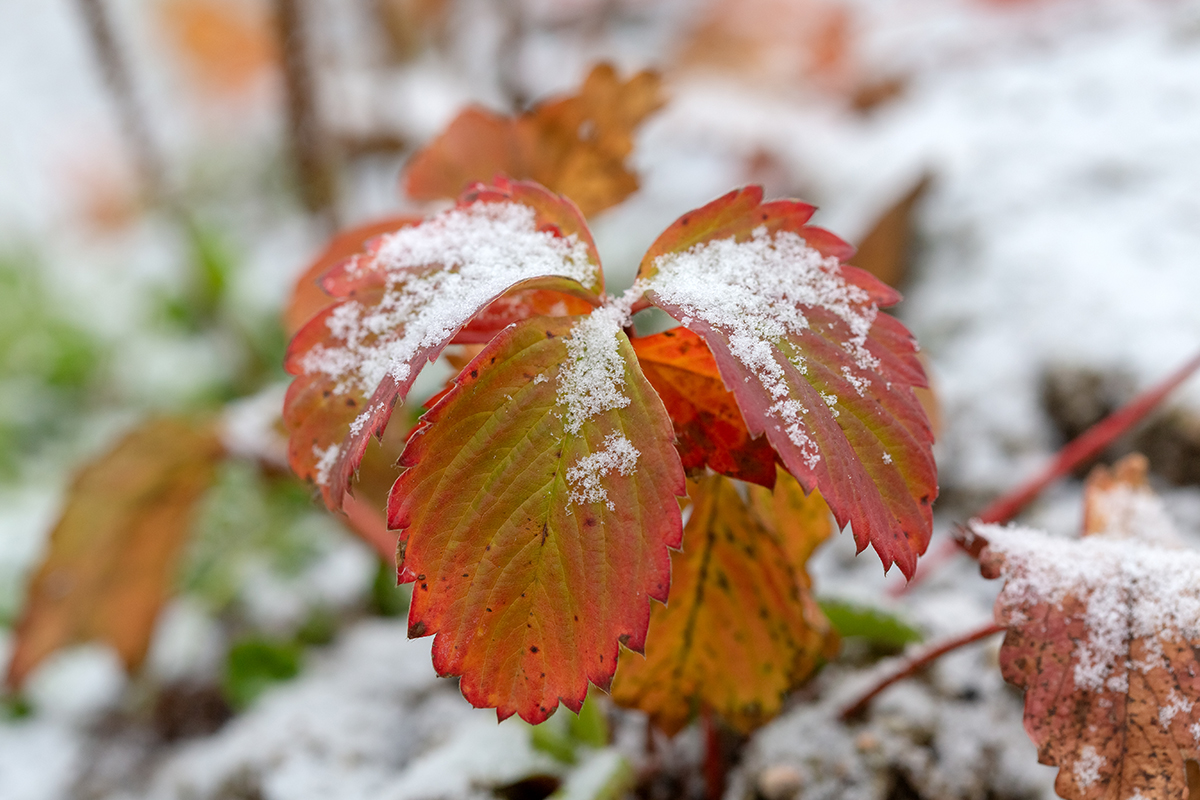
[404,64,663,217]
[969,454,1200,800]
[6,418,224,688]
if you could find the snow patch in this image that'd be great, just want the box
[1073,745,1105,790]
[556,303,634,435]
[566,433,640,511]
[299,202,596,397]
[978,522,1200,694]
[649,227,878,462]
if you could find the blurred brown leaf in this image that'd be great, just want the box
[6,418,224,689]
[404,64,664,217]
[849,175,930,289]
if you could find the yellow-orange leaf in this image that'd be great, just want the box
[6,418,224,689]
[404,64,663,217]
[610,470,837,735]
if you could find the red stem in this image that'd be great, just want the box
[839,622,1006,721]
[702,708,725,800]
[894,350,1200,595]
[342,492,399,562]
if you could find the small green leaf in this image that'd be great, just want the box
[817,598,923,651]
[223,637,302,710]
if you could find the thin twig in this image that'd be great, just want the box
[839,621,1006,721]
[894,350,1200,595]
[74,0,169,204]
[274,0,339,221]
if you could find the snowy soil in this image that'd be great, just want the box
[3,0,1200,799]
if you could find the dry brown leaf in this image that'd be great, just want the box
[6,418,224,689]
[610,470,837,734]
[849,175,930,290]
[970,454,1200,800]
[403,64,664,217]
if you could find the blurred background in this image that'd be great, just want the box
[2,1,1200,798]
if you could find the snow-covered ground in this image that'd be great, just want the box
[2,0,1200,798]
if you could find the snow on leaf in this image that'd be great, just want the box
[283,179,604,510]
[387,314,685,724]
[968,455,1200,800]
[403,63,664,218]
[631,326,778,488]
[283,214,422,335]
[638,186,936,578]
[6,418,224,689]
[610,469,836,735]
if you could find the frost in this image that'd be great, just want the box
[313,444,340,487]
[1159,689,1193,728]
[882,453,893,465]
[1072,745,1105,789]
[556,301,635,435]
[650,227,879,458]
[299,202,596,397]
[978,519,1200,693]
[566,433,640,510]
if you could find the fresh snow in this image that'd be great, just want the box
[299,202,597,397]
[977,519,1200,695]
[649,227,878,461]
[566,432,641,511]
[556,302,635,436]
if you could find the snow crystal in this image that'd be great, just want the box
[977,521,1200,694]
[1158,690,1193,729]
[556,302,635,435]
[566,433,640,511]
[649,227,879,458]
[1073,745,1105,790]
[299,202,596,397]
[313,444,340,487]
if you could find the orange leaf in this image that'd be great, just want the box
[631,326,777,487]
[968,455,1200,800]
[158,0,278,97]
[404,64,664,217]
[849,175,930,289]
[6,418,223,689]
[611,470,836,734]
[283,178,604,510]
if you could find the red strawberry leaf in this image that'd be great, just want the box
[637,186,936,578]
[631,326,777,487]
[388,314,685,724]
[966,456,1200,800]
[283,178,604,510]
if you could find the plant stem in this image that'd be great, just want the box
[895,350,1200,595]
[274,0,339,221]
[74,0,169,204]
[839,621,1005,721]
[702,708,725,800]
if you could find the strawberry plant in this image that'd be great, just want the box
[282,175,937,724]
